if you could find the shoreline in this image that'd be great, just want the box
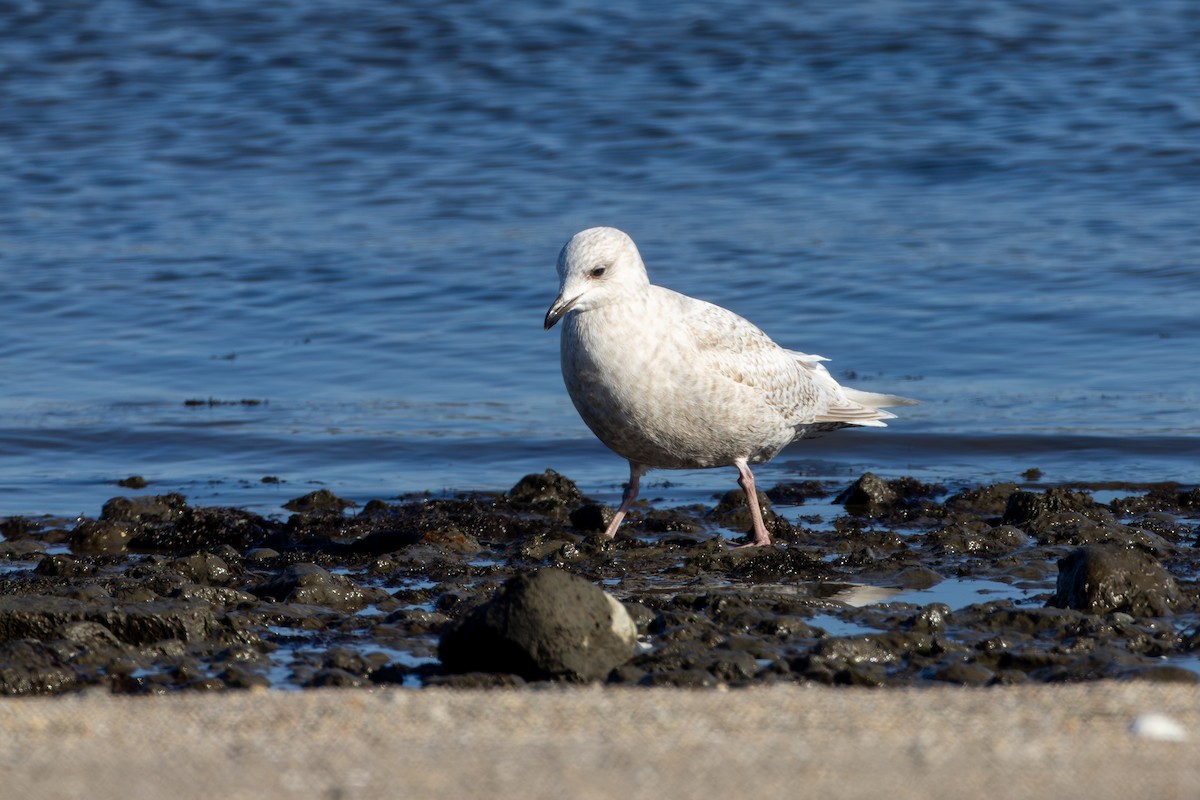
[0,470,1197,692]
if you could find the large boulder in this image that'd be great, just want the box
[439,568,636,681]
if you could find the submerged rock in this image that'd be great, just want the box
[438,568,637,681]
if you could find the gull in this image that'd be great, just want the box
[544,227,916,546]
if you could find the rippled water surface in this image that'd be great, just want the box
[2,1,1198,517]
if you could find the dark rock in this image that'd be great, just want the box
[69,520,134,554]
[1001,488,1104,528]
[719,547,826,581]
[507,470,583,510]
[101,494,189,524]
[0,539,47,559]
[117,475,148,489]
[1050,546,1181,616]
[943,483,1019,517]
[0,640,79,695]
[93,495,281,552]
[172,553,234,584]
[710,489,792,540]
[836,473,897,515]
[893,566,943,590]
[438,568,636,681]
[284,489,356,515]
[766,481,830,504]
[308,668,367,688]
[423,672,529,688]
[0,516,39,539]
[569,503,612,532]
[0,596,218,645]
[174,585,256,607]
[932,661,995,685]
[927,522,1028,555]
[255,563,372,612]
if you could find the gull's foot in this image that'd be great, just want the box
[726,537,777,549]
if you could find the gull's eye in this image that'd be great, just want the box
[590,265,608,278]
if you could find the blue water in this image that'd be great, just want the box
[2,1,1198,519]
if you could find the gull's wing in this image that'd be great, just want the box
[668,288,914,428]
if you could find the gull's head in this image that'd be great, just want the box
[544,227,649,330]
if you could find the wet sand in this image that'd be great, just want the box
[1,683,1197,799]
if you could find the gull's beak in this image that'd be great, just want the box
[544,293,580,330]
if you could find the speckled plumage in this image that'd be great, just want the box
[544,227,915,546]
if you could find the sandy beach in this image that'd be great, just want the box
[2,682,1197,800]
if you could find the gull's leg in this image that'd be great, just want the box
[735,458,773,547]
[603,462,645,539]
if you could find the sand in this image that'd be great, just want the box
[2,683,1197,799]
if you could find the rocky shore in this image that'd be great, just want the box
[1,469,1198,692]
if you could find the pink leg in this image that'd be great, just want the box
[603,462,645,539]
[735,458,773,547]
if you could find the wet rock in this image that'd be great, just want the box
[424,672,528,688]
[906,603,952,633]
[283,489,356,515]
[172,552,235,584]
[710,489,792,541]
[102,493,189,524]
[0,516,39,539]
[416,527,484,554]
[569,503,612,532]
[174,585,257,607]
[943,483,1019,518]
[0,596,218,645]
[1127,513,1194,543]
[308,668,368,688]
[1001,488,1105,527]
[692,546,826,581]
[836,473,897,515]
[1050,545,1181,616]
[927,522,1028,555]
[507,469,583,511]
[766,480,829,504]
[893,566,943,590]
[0,640,79,695]
[255,563,373,613]
[438,568,637,681]
[58,620,122,649]
[932,661,995,686]
[94,494,281,552]
[1110,483,1200,515]
[0,539,47,559]
[69,519,134,554]
[117,475,148,489]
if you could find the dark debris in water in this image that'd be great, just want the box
[0,469,1199,694]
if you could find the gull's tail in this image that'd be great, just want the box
[842,387,920,410]
[790,349,919,428]
[818,387,918,428]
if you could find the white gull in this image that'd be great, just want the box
[544,227,916,546]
